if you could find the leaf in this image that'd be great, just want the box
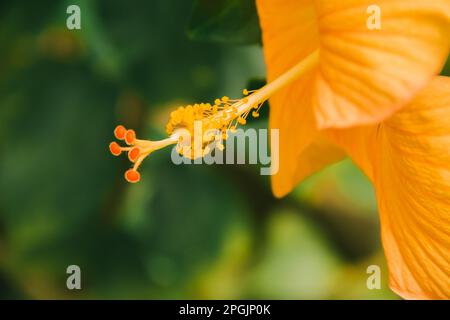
[246,210,342,299]
[188,0,261,45]
[441,55,450,76]
[245,77,266,91]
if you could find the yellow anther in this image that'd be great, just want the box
[252,111,259,118]
[203,145,210,156]
[243,89,249,95]
[163,88,266,158]
[238,117,247,125]
[204,130,216,142]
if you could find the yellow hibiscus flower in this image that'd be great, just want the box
[109,0,450,299]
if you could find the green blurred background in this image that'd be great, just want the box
[0,0,448,299]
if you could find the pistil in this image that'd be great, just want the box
[109,49,319,182]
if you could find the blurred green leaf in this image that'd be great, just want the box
[295,159,377,217]
[115,151,249,298]
[245,77,265,90]
[188,0,261,45]
[246,210,342,299]
[293,160,380,261]
[72,0,123,79]
[441,55,450,76]
[0,57,124,296]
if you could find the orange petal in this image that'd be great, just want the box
[328,77,450,299]
[269,72,320,197]
[257,0,322,197]
[272,132,346,197]
[326,125,378,181]
[257,0,450,131]
[374,76,450,299]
